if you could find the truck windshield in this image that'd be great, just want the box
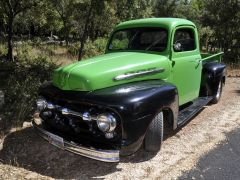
[108,28,168,52]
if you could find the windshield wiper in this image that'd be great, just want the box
[145,38,162,51]
[128,30,140,47]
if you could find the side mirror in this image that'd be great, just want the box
[173,42,182,52]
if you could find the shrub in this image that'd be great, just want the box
[67,43,79,57]
[0,44,7,56]
[83,38,108,59]
[1,56,57,133]
[67,38,108,59]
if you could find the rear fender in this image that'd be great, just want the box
[200,62,226,97]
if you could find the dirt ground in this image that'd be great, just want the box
[0,77,240,179]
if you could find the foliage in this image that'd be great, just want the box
[116,0,154,20]
[67,38,108,58]
[0,55,57,133]
[0,0,239,63]
[154,0,178,17]
[0,44,7,56]
[0,0,40,61]
[83,38,108,58]
[201,0,240,62]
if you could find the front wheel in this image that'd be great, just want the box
[212,80,223,104]
[144,112,163,152]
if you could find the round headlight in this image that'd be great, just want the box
[97,114,117,132]
[36,98,47,111]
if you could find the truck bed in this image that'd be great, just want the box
[201,52,224,63]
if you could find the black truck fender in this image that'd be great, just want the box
[200,62,226,97]
[85,80,179,156]
[39,80,179,156]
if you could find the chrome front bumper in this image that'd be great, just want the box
[32,120,120,162]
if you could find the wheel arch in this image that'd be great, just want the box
[162,107,175,133]
[91,80,180,156]
[200,61,226,97]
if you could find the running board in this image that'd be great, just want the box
[177,97,213,126]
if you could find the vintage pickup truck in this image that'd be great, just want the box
[33,18,226,162]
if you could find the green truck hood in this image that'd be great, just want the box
[53,52,169,91]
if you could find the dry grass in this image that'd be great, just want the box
[227,62,240,77]
[14,44,77,66]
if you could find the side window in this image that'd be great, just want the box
[173,28,196,52]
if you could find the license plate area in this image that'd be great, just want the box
[47,132,64,149]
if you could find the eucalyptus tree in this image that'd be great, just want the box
[154,0,178,17]
[76,0,155,60]
[19,0,61,38]
[202,0,240,62]
[0,0,39,61]
[73,0,108,60]
[49,0,80,45]
[116,0,154,21]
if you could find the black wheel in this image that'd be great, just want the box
[144,112,163,152]
[212,80,223,104]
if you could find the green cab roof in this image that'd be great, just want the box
[115,18,196,30]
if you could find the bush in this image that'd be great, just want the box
[0,61,15,89]
[67,38,108,59]
[83,38,108,59]
[0,44,7,56]
[1,56,57,133]
[67,43,79,57]
[15,41,34,60]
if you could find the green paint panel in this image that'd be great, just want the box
[114,18,195,31]
[53,52,170,91]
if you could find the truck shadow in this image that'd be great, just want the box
[0,127,120,179]
[233,90,240,95]
[0,110,203,178]
[121,108,205,163]
[0,125,188,178]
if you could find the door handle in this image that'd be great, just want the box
[196,59,202,64]
[195,59,202,68]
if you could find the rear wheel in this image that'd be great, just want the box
[144,112,163,152]
[212,80,223,104]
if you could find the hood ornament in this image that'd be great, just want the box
[113,68,165,81]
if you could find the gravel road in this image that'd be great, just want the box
[0,77,239,179]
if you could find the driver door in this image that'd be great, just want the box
[170,26,202,106]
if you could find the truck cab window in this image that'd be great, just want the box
[173,28,196,52]
[109,28,168,52]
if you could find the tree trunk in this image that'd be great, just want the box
[63,21,69,46]
[78,0,94,61]
[78,39,85,61]
[7,17,14,61]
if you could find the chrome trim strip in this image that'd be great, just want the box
[113,68,165,81]
[33,121,120,162]
[61,108,83,117]
[60,107,98,121]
